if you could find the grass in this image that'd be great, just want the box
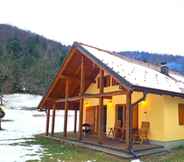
[25,136,184,162]
[25,137,126,162]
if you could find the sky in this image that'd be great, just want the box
[0,0,184,55]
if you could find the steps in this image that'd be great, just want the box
[135,147,169,157]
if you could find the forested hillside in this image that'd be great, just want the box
[0,24,69,94]
[0,24,183,95]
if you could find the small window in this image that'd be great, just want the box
[97,75,111,88]
[112,77,119,86]
[97,77,100,88]
[104,75,111,87]
[178,104,184,125]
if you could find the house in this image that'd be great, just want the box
[38,42,184,157]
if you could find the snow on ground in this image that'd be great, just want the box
[3,93,42,109]
[0,93,76,162]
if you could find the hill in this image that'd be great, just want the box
[0,24,69,94]
[0,24,183,95]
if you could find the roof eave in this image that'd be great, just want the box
[132,85,184,98]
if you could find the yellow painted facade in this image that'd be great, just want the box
[83,73,184,142]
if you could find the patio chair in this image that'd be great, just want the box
[107,120,127,141]
[114,120,122,138]
[138,121,150,144]
[107,120,124,139]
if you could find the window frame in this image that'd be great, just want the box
[112,77,119,86]
[178,103,184,125]
[97,75,111,88]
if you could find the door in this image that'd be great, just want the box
[95,105,107,134]
[102,105,107,133]
[85,106,96,133]
[85,105,107,134]
[116,104,126,128]
[115,104,138,129]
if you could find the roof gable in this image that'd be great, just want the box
[38,42,184,109]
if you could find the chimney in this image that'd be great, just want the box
[160,62,169,75]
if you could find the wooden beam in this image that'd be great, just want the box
[84,90,126,98]
[70,64,82,96]
[51,104,56,136]
[71,62,98,97]
[78,56,85,140]
[55,93,113,103]
[74,109,77,133]
[56,96,80,103]
[125,91,133,149]
[45,107,51,136]
[64,80,69,138]
[60,74,80,82]
[98,69,104,144]
[45,98,56,104]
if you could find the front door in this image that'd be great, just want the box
[95,105,107,134]
[115,104,138,129]
[116,104,126,128]
[102,105,107,133]
[85,106,96,133]
[85,105,107,134]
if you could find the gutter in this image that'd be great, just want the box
[128,92,147,159]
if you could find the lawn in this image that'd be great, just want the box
[25,137,184,162]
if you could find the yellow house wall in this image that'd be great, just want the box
[162,96,184,141]
[83,72,184,142]
[138,94,165,141]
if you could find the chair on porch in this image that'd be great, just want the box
[108,120,125,139]
[135,121,150,144]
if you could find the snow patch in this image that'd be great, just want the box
[3,93,42,109]
[0,93,77,162]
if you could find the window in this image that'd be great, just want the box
[97,75,111,88]
[97,77,100,88]
[178,104,184,125]
[104,75,111,87]
[112,77,119,86]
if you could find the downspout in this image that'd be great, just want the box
[128,92,147,159]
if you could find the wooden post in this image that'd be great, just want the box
[78,56,85,140]
[64,80,69,138]
[46,107,51,136]
[74,109,77,133]
[126,91,133,150]
[51,104,56,136]
[98,69,104,143]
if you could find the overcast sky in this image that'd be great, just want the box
[0,0,184,55]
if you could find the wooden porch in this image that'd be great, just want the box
[40,132,166,158]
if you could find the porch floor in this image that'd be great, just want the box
[45,132,167,158]
[82,135,161,153]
